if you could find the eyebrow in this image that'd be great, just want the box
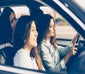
[31,26,36,29]
[50,24,54,26]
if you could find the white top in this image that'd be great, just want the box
[14,48,38,70]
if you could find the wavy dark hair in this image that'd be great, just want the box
[0,7,15,43]
[14,15,33,49]
[37,14,56,48]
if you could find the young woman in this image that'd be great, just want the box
[0,7,16,65]
[37,14,78,72]
[14,15,43,70]
[1,7,16,43]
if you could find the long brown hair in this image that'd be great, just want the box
[37,14,56,48]
[0,7,15,43]
[14,15,43,70]
[33,47,43,70]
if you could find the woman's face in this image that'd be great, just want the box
[26,21,38,48]
[47,18,55,38]
[10,12,16,30]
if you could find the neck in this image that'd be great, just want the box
[47,38,50,42]
[23,44,32,53]
[45,33,51,42]
[44,36,50,42]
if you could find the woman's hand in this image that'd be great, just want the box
[64,43,78,64]
[68,45,78,56]
[64,33,79,65]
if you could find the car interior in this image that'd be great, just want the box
[0,0,85,74]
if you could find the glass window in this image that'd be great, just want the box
[1,6,30,18]
[40,5,84,46]
[74,0,85,10]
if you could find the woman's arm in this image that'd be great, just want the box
[64,45,77,65]
[57,33,79,57]
[40,43,66,72]
[57,45,71,57]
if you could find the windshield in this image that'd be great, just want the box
[58,0,85,24]
[40,0,85,38]
[74,0,85,10]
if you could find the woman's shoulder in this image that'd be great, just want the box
[14,48,27,57]
[39,40,54,53]
[40,40,50,46]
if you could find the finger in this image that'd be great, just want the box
[73,43,78,47]
[75,43,78,46]
[74,48,78,51]
[72,45,78,50]
[73,50,77,55]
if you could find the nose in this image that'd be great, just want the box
[35,30,38,36]
[13,20,16,25]
[11,20,16,29]
[54,25,56,30]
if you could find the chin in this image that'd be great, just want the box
[51,34,54,37]
[33,43,37,47]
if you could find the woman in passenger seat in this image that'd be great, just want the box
[0,7,16,65]
[1,7,16,43]
[14,15,44,70]
[37,14,78,73]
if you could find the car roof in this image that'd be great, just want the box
[0,0,43,8]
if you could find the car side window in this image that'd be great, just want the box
[1,6,30,18]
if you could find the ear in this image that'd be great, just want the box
[24,37,28,44]
[24,39,26,43]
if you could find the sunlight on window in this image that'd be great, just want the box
[11,6,30,18]
[74,0,85,10]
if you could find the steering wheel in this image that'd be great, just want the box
[76,34,80,43]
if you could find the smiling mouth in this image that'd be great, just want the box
[52,32,54,34]
[34,37,37,41]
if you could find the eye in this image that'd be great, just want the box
[31,29,35,31]
[10,17,16,24]
[31,28,36,31]
[50,25,54,28]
